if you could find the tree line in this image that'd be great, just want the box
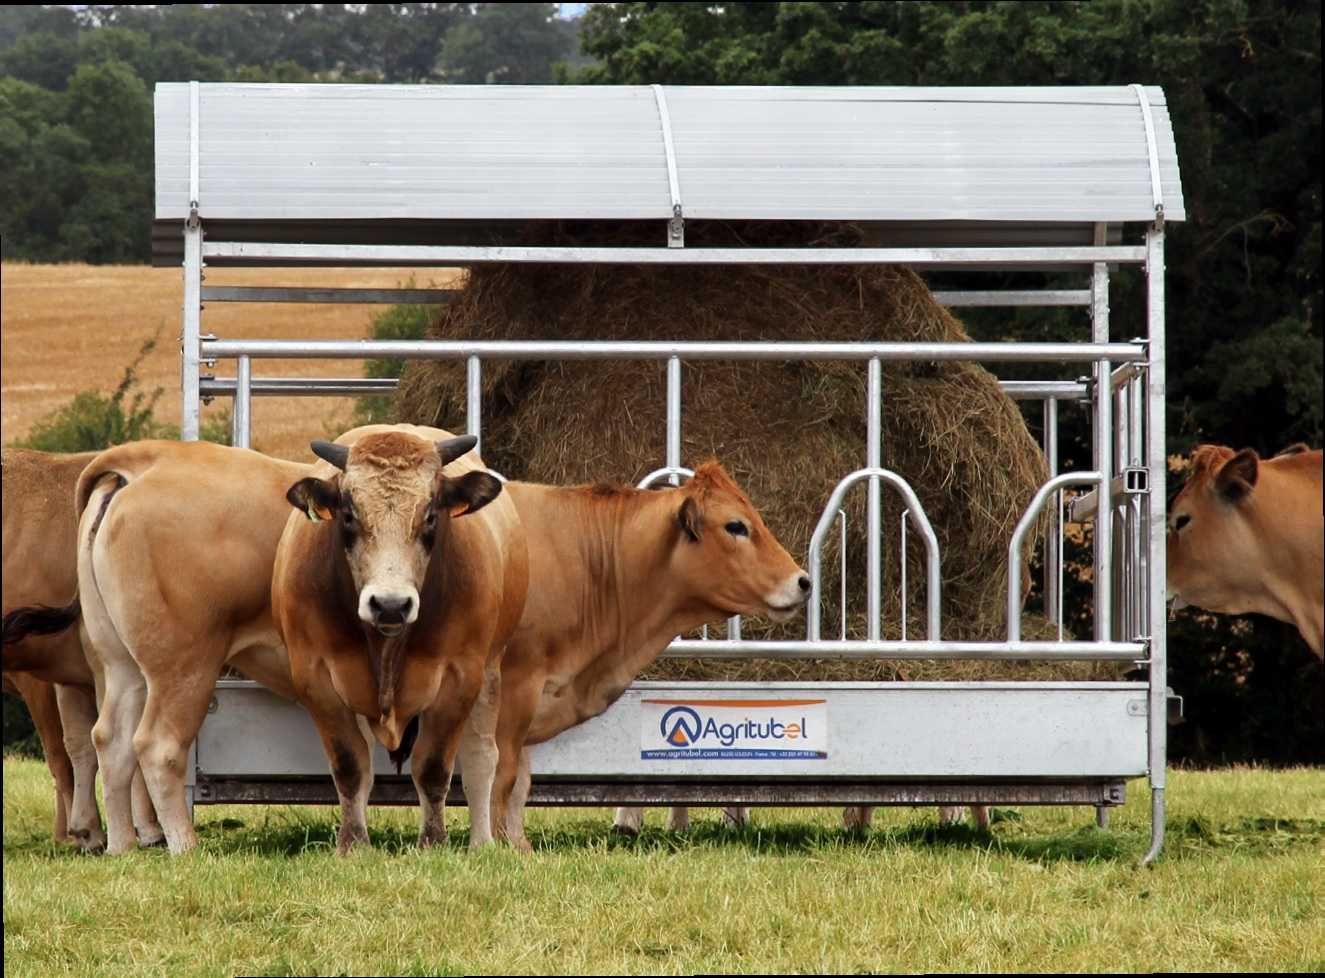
[1,2,1320,762]
[0,3,581,261]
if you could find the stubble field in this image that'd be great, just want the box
[1,262,456,458]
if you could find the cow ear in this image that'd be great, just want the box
[677,496,702,542]
[287,477,339,522]
[1214,448,1259,503]
[438,470,502,518]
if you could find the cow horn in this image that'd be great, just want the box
[310,440,350,471]
[437,435,478,466]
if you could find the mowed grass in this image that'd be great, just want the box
[0,263,458,458]
[3,758,1322,975]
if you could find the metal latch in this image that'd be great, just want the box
[1127,690,1184,723]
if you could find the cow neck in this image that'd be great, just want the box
[581,485,708,673]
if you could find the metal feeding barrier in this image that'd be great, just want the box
[158,82,1183,862]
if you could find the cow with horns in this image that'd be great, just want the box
[273,427,528,854]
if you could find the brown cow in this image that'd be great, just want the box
[68,441,310,853]
[272,427,528,855]
[2,449,118,851]
[1168,443,1324,658]
[475,462,810,850]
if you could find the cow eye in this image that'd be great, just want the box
[1174,514,1191,532]
[725,520,749,538]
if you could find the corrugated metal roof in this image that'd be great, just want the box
[154,82,1184,227]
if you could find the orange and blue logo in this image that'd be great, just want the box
[642,699,827,760]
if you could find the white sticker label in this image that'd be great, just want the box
[640,698,827,760]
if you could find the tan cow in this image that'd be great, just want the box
[273,427,528,855]
[68,441,309,853]
[2,449,113,851]
[1167,443,1324,659]
[475,461,810,850]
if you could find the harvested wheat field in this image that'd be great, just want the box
[1,263,457,459]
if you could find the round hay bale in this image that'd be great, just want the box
[393,223,1115,681]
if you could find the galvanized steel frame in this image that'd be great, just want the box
[174,91,1171,859]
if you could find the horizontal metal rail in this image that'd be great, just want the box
[200,286,458,304]
[203,375,1092,401]
[200,285,1088,308]
[193,776,1129,808]
[931,289,1092,307]
[660,640,1146,661]
[202,338,1146,364]
[201,377,399,397]
[201,241,1149,267]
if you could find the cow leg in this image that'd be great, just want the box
[491,679,539,852]
[132,666,217,854]
[412,672,482,851]
[937,806,964,826]
[665,807,690,831]
[454,664,500,849]
[308,702,374,856]
[721,806,750,829]
[54,683,106,853]
[12,676,75,843]
[842,805,874,833]
[90,659,148,854]
[131,768,166,847]
[500,747,534,851]
[971,805,991,831]
[611,807,645,836]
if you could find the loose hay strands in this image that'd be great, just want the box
[393,223,1114,681]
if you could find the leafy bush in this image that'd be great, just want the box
[13,333,230,452]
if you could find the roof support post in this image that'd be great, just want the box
[651,85,684,248]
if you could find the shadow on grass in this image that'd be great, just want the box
[12,809,1323,866]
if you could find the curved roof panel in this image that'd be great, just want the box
[154,83,1184,227]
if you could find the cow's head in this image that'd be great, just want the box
[286,432,501,637]
[1166,444,1263,614]
[670,462,810,622]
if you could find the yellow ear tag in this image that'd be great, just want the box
[306,502,332,522]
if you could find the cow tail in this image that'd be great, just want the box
[4,466,130,655]
[2,599,81,647]
[388,715,420,774]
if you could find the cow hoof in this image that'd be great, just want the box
[609,823,640,838]
[71,829,107,855]
[137,829,168,849]
[335,826,370,856]
[419,832,449,850]
[511,836,534,854]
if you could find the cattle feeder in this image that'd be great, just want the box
[155,83,1183,862]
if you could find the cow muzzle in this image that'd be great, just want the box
[359,587,420,637]
[765,571,813,622]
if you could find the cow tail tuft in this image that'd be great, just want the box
[2,598,81,647]
[388,715,421,774]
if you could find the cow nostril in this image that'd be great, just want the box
[797,575,811,594]
[369,594,413,623]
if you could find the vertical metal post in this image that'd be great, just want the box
[181,80,202,441]
[1113,385,1129,639]
[1042,399,1060,626]
[900,509,909,640]
[231,355,251,449]
[867,358,883,641]
[1129,373,1146,639]
[1092,224,1113,642]
[1142,223,1168,866]
[838,509,848,641]
[466,356,482,453]
[666,356,681,480]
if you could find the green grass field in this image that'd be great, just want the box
[3,757,1322,975]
